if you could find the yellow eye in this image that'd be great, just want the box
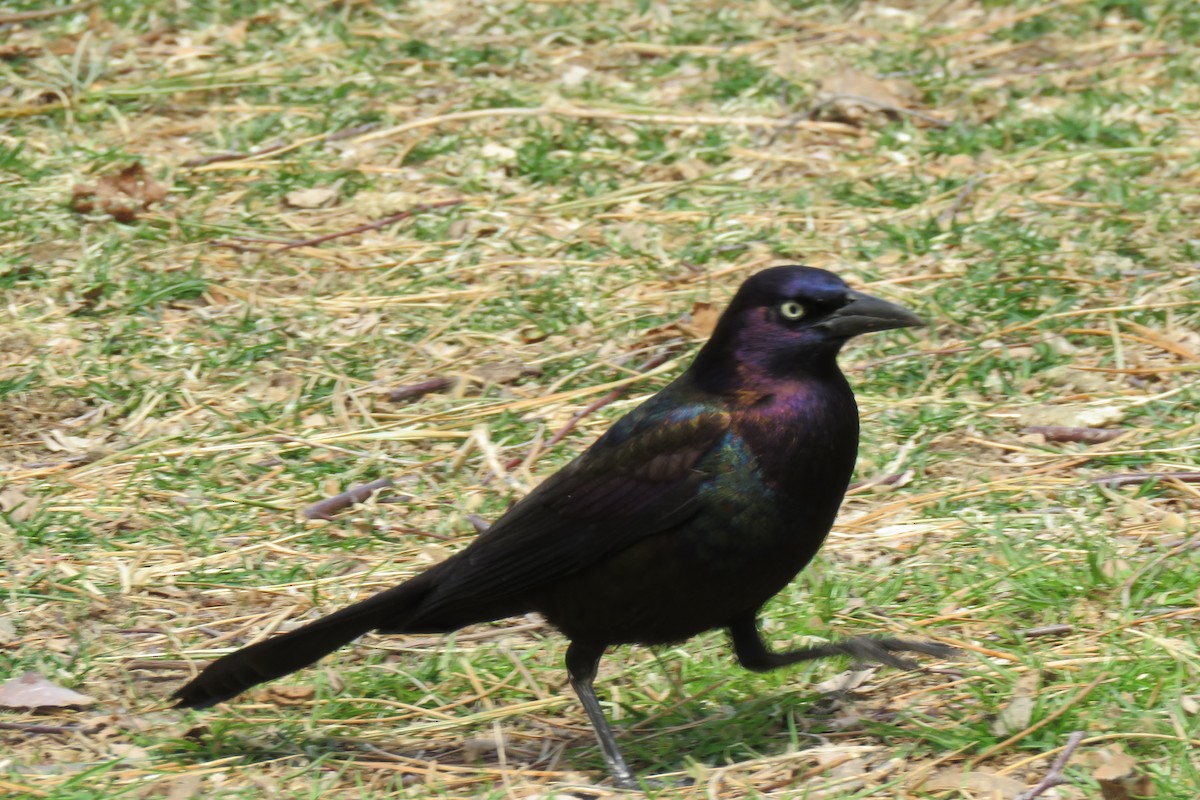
[780,301,805,320]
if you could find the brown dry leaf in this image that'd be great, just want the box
[106,742,152,761]
[616,220,652,250]
[1100,558,1132,579]
[924,766,1027,798]
[70,163,167,223]
[772,41,818,87]
[284,186,339,209]
[245,372,301,403]
[263,685,316,705]
[1017,404,1125,429]
[470,361,535,385]
[39,429,102,454]
[814,667,875,694]
[0,672,96,709]
[330,312,383,338]
[1181,694,1199,715]
[1091,747,1155,799]
[816,65,913,125]
[164,774,204,800]
[0,485,39,522]
[991,670,1040,736]
[638,302,721,347]
[677,301,720,339]
[0,43,42,60]
[463,728,510,761]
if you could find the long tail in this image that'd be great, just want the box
[173,571,440,709]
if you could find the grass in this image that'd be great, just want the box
[1,0,1198,797]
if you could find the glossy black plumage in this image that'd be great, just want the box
[172,266,949,788]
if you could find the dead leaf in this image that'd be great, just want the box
[925,766,1027,798]
[106,742,152,761]
[39,429,100,453]
[1181,694,1199,715]
[480,142,517,161]
[284,186,339,209]
[71,163,167,223]
[0,43,42,60]
[677,301,720,339]
[263,685,315,705]
[330,312,382,338]
[463,728,510,761]
[245,372,301,403]
[637,302,721,347]
[1086,747,1155,799]
[617,220,652,250]
[0,485,39,522]
[814,667,876,694]
[1017,404,1125,429]
[164,774,204,800]
[991,670,1040,736]
[0,672,96,709]
[815,65,912,125]
[469,361,540,385]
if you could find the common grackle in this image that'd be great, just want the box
[173,266,951,788]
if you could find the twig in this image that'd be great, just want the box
[1014,730,1086,800]
[0,2,91,24]
[210,199,466,253]
[386,377,455,402]
[351,102,860,148]
[1023,426,1127,444]
[986,623,1074,642]
[937,175,981,227]
[846,471,908,493]
[118,659,195,670]
[302,478,395,520]
[325,122,380,142]
[183,123,380,167]
[1016,624,1075,639]
[275,199,466,252]
[376,525,454,542]
[1089,471,1200,487]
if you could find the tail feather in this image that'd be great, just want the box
[173,575,436,709]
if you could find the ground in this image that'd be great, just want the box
[0,1,1198,798]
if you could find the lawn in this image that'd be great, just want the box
[1,1,1197,798]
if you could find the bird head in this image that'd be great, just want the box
[690,266,924,390]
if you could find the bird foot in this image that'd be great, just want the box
[836,636,957,670]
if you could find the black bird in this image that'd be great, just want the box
[173,266,949,788]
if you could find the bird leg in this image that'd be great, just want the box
[728,613,955,672]
[565,641,638,790]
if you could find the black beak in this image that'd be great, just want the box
[817,290,925,338]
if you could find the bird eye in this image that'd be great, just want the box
[779,301,805,320]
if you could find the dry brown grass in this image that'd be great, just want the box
[1,1,1197,797]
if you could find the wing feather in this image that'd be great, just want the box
[406,408,730,625]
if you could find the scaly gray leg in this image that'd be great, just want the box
[566,641,638,790]
[728,612,955,672]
